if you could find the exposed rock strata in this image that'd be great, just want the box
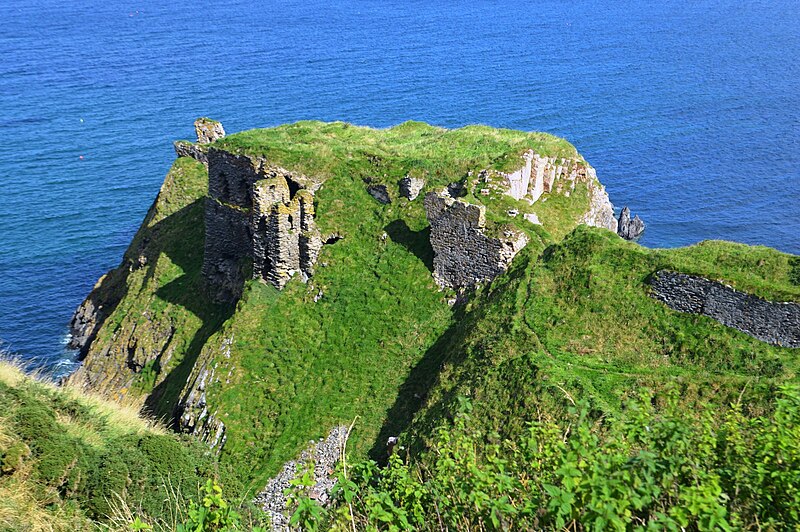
[480,151,617,233]
[617,206,645,240]
[425,191,528,289]
[202,148,325,302]
[580,169,618,233]
[254,426,349,531]
[650,271,800,348]
[177,337,233,449]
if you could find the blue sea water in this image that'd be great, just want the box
[0,0,798,375]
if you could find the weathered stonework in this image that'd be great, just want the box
[424,191,528,289]
[194,117,226,144]
[173,118,226,166]
[399,176,425,200]
[173,140,209,165]
[650,271,800,348]
[203,147,325,302]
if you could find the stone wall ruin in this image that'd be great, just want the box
[202,146,324,302]
[424,191,528,290]
[650,270,800,348]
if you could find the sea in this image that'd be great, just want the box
[1,0,798,376]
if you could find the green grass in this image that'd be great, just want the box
[73,122,599,491]
[68,121,800,513]
[0,360,237,530]
[405,225,800,451]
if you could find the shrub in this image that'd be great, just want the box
[322,387,800,530]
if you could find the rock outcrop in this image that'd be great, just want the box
[425,191,528,290]
[367,184,392,204]
[177,337,233,450]
[650,271,800,348]
[173,117,226,166]
[194,117,226,144]
[477,151,617,233]
[399,176,425,200]
[203,148,325,302]
[617,206,645,240]
[579,169,618,233]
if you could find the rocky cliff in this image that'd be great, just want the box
[67,119,631,488]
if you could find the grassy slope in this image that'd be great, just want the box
[70,157,232,416]
[75,121,593,491]
[406,225,800,451]
[0,361,231,531]
[71,120,800,502]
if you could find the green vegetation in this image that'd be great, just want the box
[0,360,244,530]
[55,121,800,529]
[70,156,232,418]
[292,389,800,530]
[405,226,800,453]
[77,122,598,491]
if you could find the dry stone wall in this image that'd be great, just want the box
[173,118,226,166]
[425,191,528,289]
[650,270,800,348]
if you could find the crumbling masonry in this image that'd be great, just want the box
[203,148,323,302]
[174,119,324,302]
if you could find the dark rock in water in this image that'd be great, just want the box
[367,184,392,204]
[617,206,645,240]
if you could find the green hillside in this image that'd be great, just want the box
[403,225,800,453]
[69,121,598,489]
[54,121,800,529]
[0,361,242,530]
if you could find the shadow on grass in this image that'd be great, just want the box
[73,197,235,423]
[137,199,235,422]
[385,220,434,273]
[368,305,467,463]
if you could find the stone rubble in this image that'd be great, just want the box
[367,184,392,204]
[253,425,349,531]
